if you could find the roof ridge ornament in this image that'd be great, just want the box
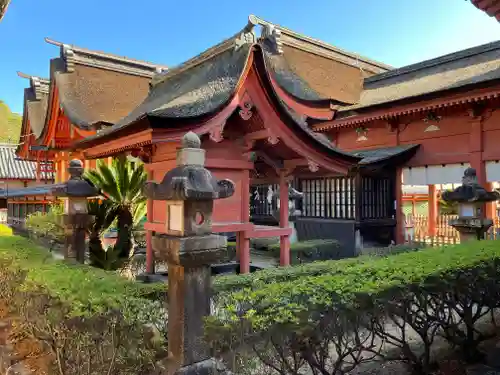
[261,23,283,55]
[62,44,76,73]
[234,27,257,51]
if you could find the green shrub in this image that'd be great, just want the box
[25,203,65,242]
[0,234,167,374]
[213,251,365,294]
[208,240,500,374]
[361,242,425,257]
[268,239,340,264]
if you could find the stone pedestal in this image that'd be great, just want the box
[63,213,94,263]
[152,234,227,372]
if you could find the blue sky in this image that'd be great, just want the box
[1,0,499,114]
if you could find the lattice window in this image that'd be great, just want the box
[299,177,356,219]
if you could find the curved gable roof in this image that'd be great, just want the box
[16,73,50,157]
[39,38,168,140]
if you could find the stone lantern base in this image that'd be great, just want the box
[449,217,493,243]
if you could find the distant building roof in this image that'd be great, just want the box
[0,144,53,180]
[41,38,168,133]
[339,40,500,113]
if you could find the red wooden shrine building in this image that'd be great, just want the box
[313,40,500,238]
[75,16,418,273]
[13,15,500,273]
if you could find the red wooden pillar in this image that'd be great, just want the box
[239,169,251,274]
[279,171,290,266]
[146,169,154,274]
[395,168,404,244]
[428,185,438,236]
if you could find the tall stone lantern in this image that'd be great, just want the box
[441,168,500,242]
[143,132,235,374]
[52,159,99,263]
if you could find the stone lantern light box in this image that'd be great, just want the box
[143,131,235,262]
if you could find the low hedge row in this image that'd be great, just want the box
[208,240,500,374]
[268,239,340,264]
[0,231,167,375]
[213,241,422,293]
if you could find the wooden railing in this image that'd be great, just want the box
[405,214,500,246]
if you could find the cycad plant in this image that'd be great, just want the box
[85,156,147,259]
[87,199,122,270]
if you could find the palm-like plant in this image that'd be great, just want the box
[85,156,147,259]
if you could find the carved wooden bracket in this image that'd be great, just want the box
[267,130,279,145]
[308,161,319,173]
[467,103,485,118]
[467,103,493,121]
[386,118,399,133]
[131,145,154,163]
[239,94,254,121]
[209,121,226,143]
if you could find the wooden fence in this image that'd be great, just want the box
[404,214,500,246]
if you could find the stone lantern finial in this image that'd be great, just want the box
[181,131,201,149]
[68,159,84,179]
[177,131,205,167]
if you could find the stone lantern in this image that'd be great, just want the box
[441,168,500,242]
[52,159,99,263]
[143,132,235,374]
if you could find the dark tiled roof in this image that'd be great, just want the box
[113,43,252,128]
[341,40,500,112]
[0,144,53,180]
[91,17,368,140]
[351,144,420,165]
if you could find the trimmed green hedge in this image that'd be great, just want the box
[222,240,500,328]
[208,240,500,373]
[0,234,165,317]
[0,230,167,374]
[268,239,339,264]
